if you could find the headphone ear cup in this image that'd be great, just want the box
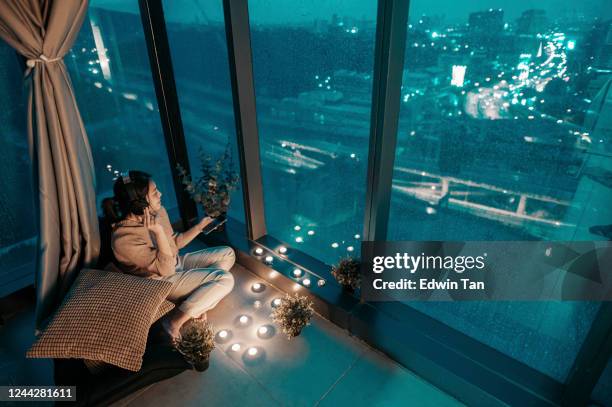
[124,182,149,215]
[131,198,149,215]
[137,198,149,210]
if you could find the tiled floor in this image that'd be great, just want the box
[0,245,462,407]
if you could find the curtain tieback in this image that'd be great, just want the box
[26,54,62,68]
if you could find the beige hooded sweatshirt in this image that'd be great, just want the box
[111,206,179,278]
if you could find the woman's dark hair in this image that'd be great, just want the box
[102,170,152,222]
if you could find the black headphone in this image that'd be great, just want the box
[121,172,149,214]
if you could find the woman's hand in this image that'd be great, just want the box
[197,216,214,232]
[143,207,165,235]
[142,208,175,275]
[173,216,214,249]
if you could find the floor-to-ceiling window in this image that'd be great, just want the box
[386,3,611,380]
[592,357,612,405]
[0,42,37,297]
[163,0,245,224]
[249,0,377,265]
[67,0,179,218]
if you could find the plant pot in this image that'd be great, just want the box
[289,326,303,339]
[192,358,210,372]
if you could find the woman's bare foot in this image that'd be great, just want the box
[161,317,181,341]
[161,308,191,341]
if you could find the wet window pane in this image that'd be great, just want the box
[387,4,611,380]
[164,0,245,223]
[249,0,377,264]
[592,357,612,406]
[68,1,179,217]
[0,42,37,296]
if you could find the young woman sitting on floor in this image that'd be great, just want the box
[104,170,235,341]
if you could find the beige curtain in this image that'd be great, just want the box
[0,0,99,329]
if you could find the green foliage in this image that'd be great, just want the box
[270,293,314,340]
[331,257,361,290]
[177,143,239,218]
[175,319,215,367]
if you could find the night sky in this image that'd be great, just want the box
[95,0,612,24]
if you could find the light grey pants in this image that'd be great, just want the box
[163,246,236,317]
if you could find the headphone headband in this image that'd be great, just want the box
[120,171,139,202]
[121,171,132,185]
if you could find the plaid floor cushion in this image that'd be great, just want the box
[27,269,174,372]
[82,299,175,374]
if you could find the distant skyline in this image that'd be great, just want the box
[94,0,611,25]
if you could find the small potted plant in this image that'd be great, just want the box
[177,143,239,228]
[271,293,314,339]
[175,319,215,371]
[331,257,361,293]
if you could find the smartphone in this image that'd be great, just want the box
[201,217,228,235]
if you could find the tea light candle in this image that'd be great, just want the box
[255,247,264,255]
[258,326,268,335]
[218,330,228,339]
[252,282,262,292]
[272,298,282,307]
[303,278,311,287]
[248,347,258,356]
[231,343,241,352]
[278,246,287,254]
[317,279,326,287]
[265,255,274,263]
[292,268,302,277]
[239,315,249,324]
[253,300,262,309]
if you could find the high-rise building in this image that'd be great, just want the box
[516,9,548,36]
[596,22,612,69]
[468,9,504,35]
[467,9,504,55]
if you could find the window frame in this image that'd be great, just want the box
[139,0,198,229]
